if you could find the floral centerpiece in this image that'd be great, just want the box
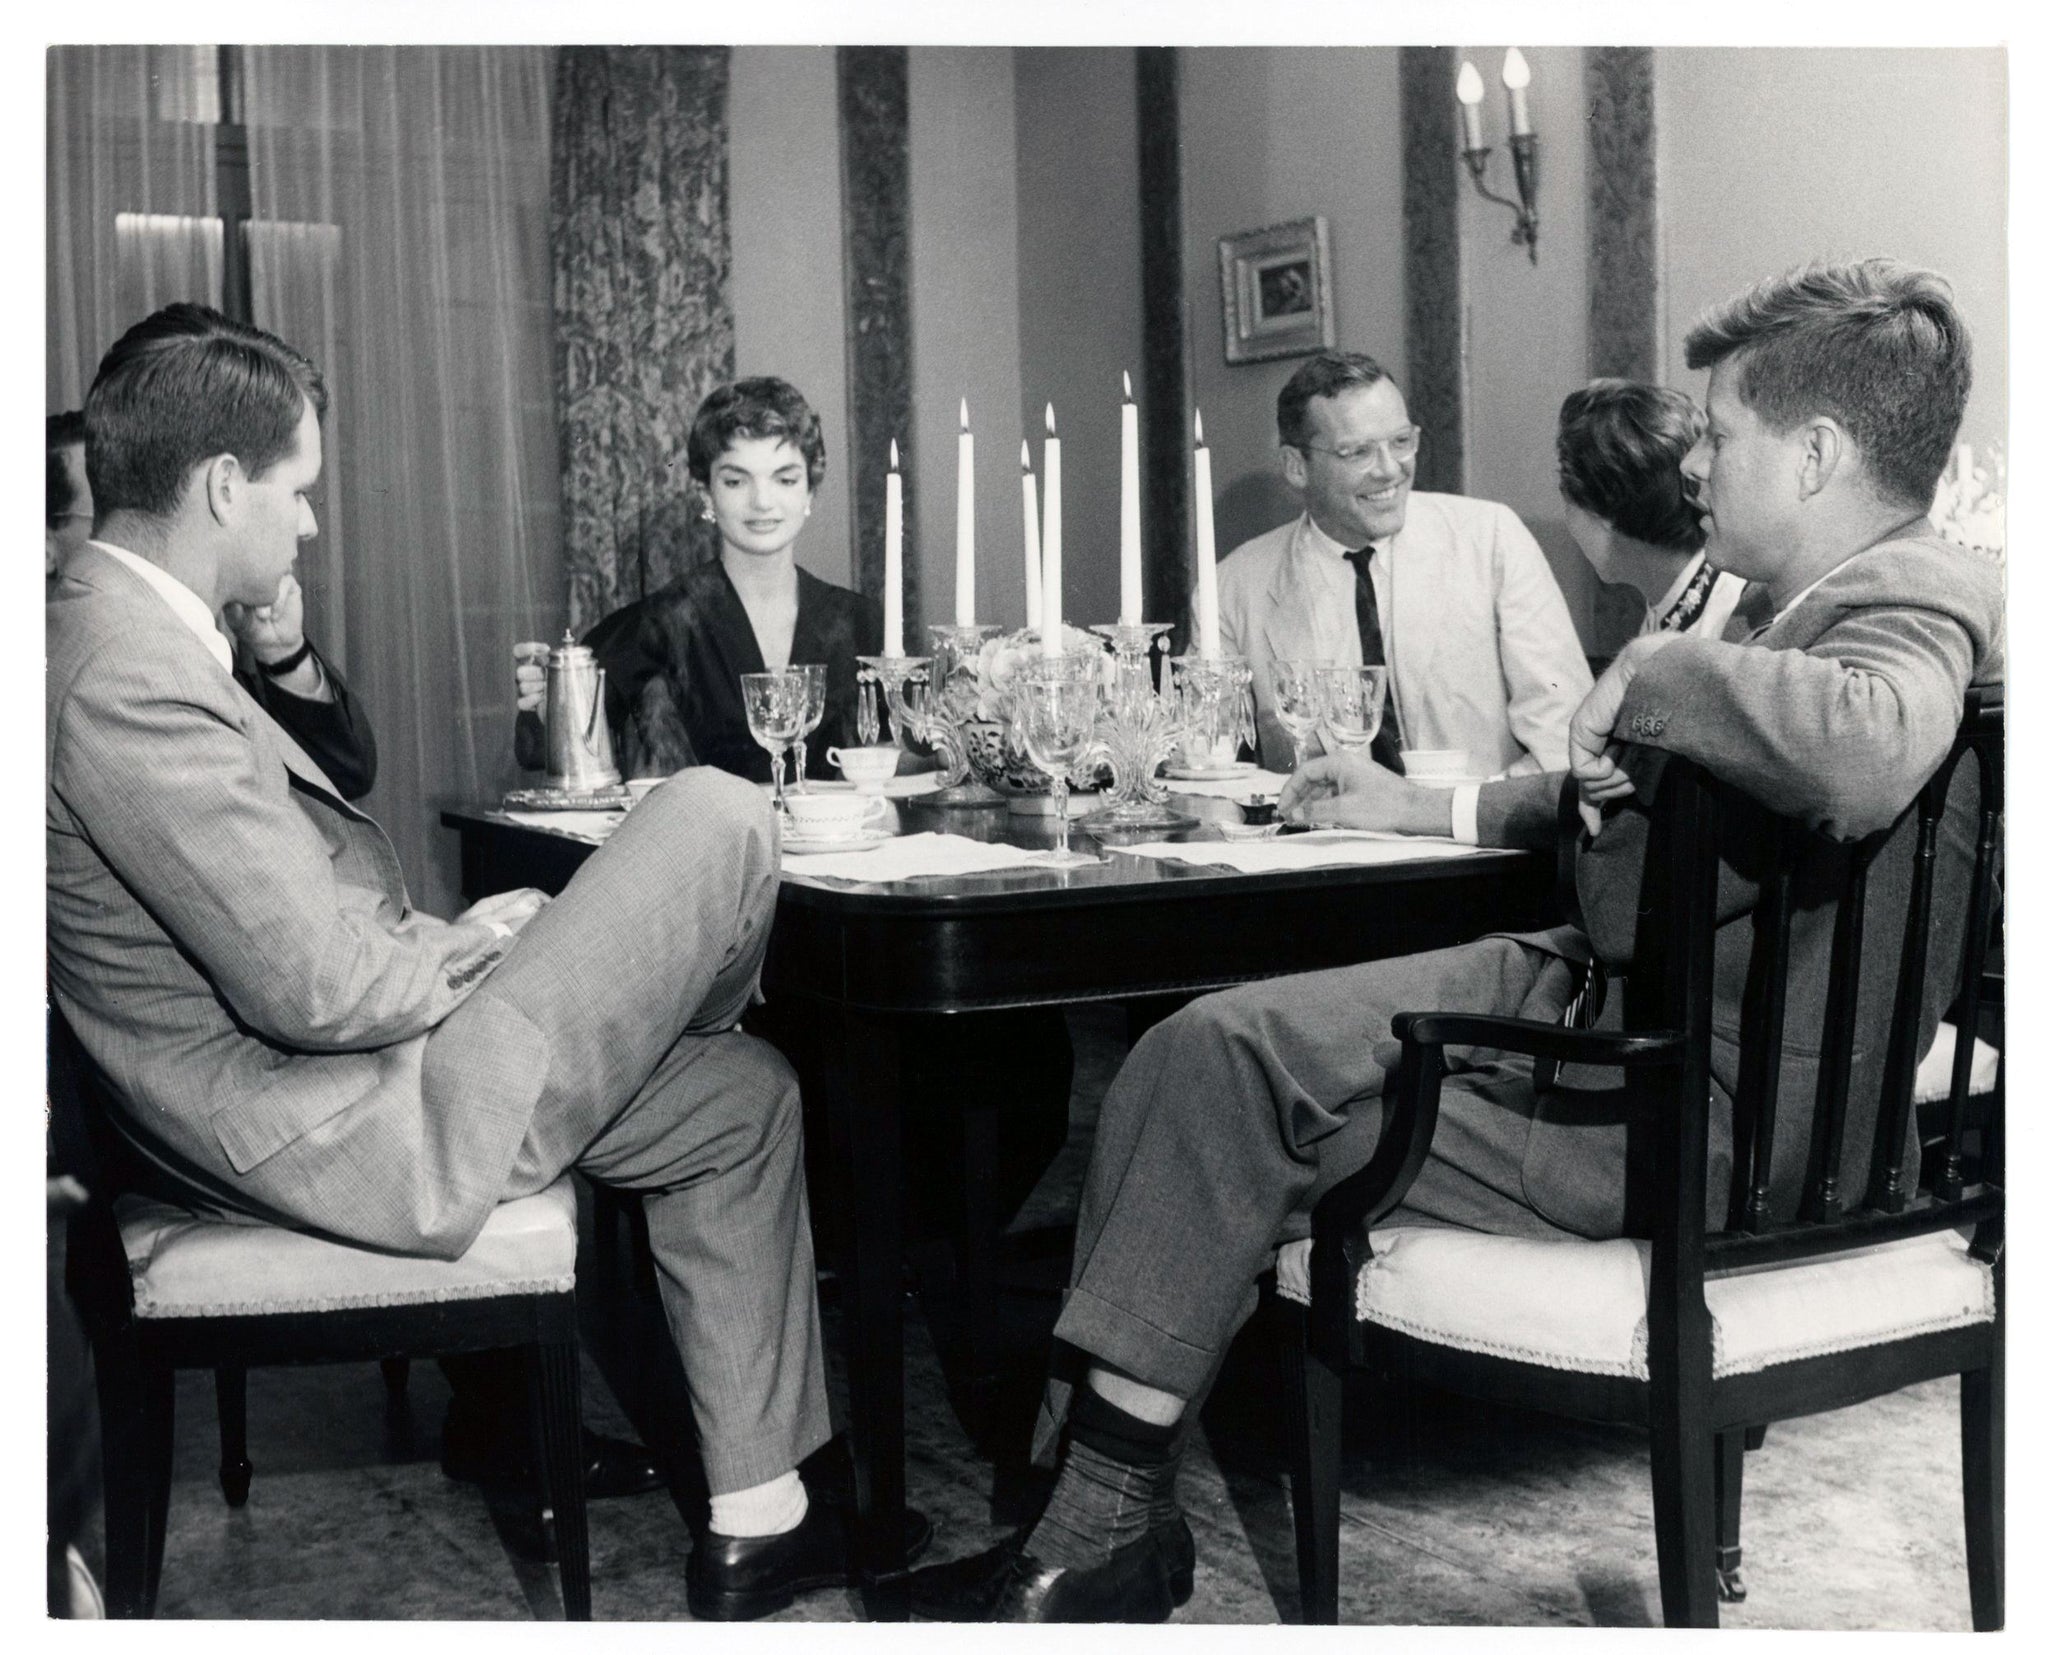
[953,625,1114,795]
[1930,441,2005,564]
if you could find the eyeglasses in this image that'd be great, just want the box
[1299,427,1423,468]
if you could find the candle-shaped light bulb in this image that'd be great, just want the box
[1502,48,1532,138]
[954,398,975,627]
[1119,370,1142,625]
[1456,60,1486,151]
[1041,404,1063,655]
[1192,409,1220,661]
[1020,439,1043,631]
[884,439,904,655]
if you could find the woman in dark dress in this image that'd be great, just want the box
[593,378,881,782]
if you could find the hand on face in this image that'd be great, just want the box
[221,573,308,664]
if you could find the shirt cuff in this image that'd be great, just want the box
[1450,784,1481,846]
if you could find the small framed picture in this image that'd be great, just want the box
[1218,217,1335,365]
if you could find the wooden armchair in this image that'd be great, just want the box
[49,1011,594,1620]
[1276,687,2003,1629]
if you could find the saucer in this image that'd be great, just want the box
[781,827,890,855]
[1165,760,1256,781]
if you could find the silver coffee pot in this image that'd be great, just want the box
[542,632,621,792]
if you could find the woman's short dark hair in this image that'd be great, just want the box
[1555,380,1707,555]
[1682,258,1970,512]
[84,303,328,520]
[686,378,827,490]
[47,410,88,529]
[1276,351,1393,452]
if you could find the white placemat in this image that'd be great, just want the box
[1159,767,1294,802]
[779,830,1060,883]
[498,809,627,844]
[1110,829,1492,873]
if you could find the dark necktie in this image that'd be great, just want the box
[1343,546,1405,771]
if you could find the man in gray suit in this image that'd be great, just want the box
[46,305,887,1619]
[914,259,2002,1621]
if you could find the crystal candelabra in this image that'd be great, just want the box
[1171,654,1256,770]
[858,624,1008,809]
[1083,622,1189,830]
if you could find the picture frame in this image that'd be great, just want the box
[1218,216,1335,365]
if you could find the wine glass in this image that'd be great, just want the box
[740,669,806,813]
[790,663,829,792]
[1316,665,1387,758]
[1271,658,1328,771]
[1015,653,1104,867]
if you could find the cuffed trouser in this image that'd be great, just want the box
[438,769,830,1495]
[1034,936,1584,1462]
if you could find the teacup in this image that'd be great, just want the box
[782,790,888,839]
[826,744,901,793]
[1402,748,1472,787]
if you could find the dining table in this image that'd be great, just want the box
[443,774,1558,1616]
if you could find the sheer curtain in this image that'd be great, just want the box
[47,47,565,917]
[48,47,222,409]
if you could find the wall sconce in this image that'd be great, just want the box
[1456,49,1540,264]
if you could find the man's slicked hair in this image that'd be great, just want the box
[1556,380,1706,555]
[84,303,328,520]
[1276,351,1395,452]
[1683,259,1971,512]
[686,377,827,491]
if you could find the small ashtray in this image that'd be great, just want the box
[1239,796,1279,827]
[1218,821,1283,843]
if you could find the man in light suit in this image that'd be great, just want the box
[1217,350,1591,776]
[46,305,898,1620]
[913,260,2001,1621]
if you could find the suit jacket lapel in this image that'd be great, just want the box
[1262,517,1343,665]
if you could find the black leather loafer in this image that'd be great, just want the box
[685,1497,934,1621]
[442,1422,666,1501]
[906,1516,1195,1623]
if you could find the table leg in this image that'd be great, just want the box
[825,1005,909,1618]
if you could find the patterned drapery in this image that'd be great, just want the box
[552,46,734,632]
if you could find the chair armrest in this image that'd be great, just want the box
[1303,1008,1683,1363]
[1390,1010,1686,1068]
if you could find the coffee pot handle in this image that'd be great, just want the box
[587,668,608,744]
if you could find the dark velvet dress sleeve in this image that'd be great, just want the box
[235,642,380,800]
[587,594,700,779]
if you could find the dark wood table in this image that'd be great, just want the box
[444,789,1555,1614]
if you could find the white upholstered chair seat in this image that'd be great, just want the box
[1273,1224,1993,1381]
[116,1177,579,1320]
[1914,1019,1999,1103]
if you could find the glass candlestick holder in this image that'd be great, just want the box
[858,635,1008,809]
[1083,622,1193,831]
[1171,654,1256,771]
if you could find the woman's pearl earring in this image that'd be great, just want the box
[700,502,715,523]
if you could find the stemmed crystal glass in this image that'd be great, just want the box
[1014,653,1105,867]
[1271,658,1328,771]
[1315,665,1387,757]
[741,668,807,813]
[790,663,829,792]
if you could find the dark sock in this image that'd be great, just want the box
[1025,1384,1187,1571]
